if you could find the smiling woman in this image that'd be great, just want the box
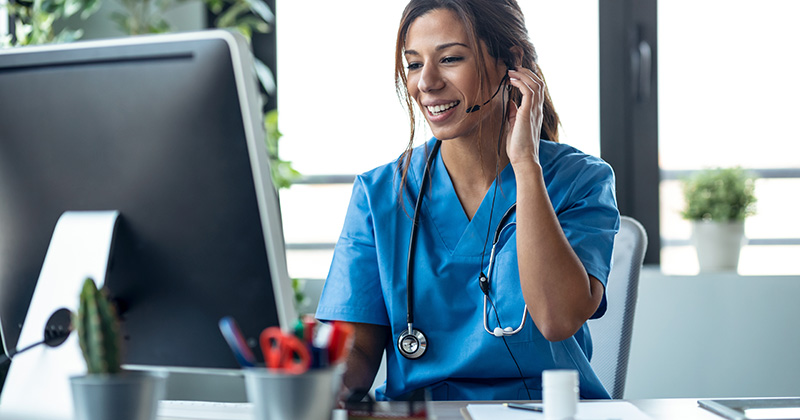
[401,11,506,145]
[314,0,619,403]
[275,2,601,292]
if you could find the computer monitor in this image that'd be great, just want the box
[0,30,296,412]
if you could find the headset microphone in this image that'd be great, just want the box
[465,73,509,114]
[465,104,482,113]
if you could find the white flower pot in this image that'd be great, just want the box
[70,371,166,420]
[691,220,746,272]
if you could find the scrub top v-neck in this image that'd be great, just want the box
[317,137,619,401]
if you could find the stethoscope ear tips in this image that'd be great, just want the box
[493,326,515,337]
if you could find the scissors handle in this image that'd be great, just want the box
[260,327,310,374]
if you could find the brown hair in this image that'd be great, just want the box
[394,0,560,195]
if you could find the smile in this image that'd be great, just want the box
[426,101,460,116]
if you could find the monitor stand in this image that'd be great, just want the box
[130,365,247,402]
[0,211,119,420]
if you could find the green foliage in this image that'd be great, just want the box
[73,278,122,375]
[105,0,296,192]
[681,167,757,222]
[204,0,272,40]
[3,0,101,46]
[111,0,186,35]
[265,109,300,190]
[291,277,309,313]
[3,0,297,193]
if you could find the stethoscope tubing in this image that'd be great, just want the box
[482,204,529,337]
[405,139,442,335]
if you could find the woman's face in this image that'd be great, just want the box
[404,8,507,142]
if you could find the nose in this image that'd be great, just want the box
[418,64,444,93]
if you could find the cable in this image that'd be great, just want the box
[1,308,73,366]
[0,330,70,366]
[485,293,533,400]
[1,338,46,365]
[477,75,510,281]
[482,78,532,400]
[0,316,11,361]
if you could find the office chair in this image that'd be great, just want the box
[587,216,648,399]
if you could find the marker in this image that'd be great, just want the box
[504,403,543,413]
[218,316,256,368]
[302,314,316,344]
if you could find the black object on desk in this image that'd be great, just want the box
[504,402,544,412]
[698,397,800,420]
[345,388,429,419]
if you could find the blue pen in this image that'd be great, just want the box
[218,316,256,368]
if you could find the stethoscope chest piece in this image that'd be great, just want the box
[397,328,427,359]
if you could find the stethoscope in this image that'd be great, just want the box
[397,139,528,360]
[479,203,529,338]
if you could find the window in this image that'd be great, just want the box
[1,0,8,41]
[277,1,600,280]
[658,0,800,275]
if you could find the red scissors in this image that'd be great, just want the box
[259,327,311,374]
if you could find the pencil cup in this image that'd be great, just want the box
[244,366,341,420]
[542,369,578,420]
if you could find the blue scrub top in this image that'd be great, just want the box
[316,138,619,401]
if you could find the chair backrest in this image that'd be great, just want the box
[587,216,647,399]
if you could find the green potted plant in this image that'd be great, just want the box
[70,278,166,420]
[681,167,757,272]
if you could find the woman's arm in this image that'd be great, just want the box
[506,67,605,342]
[338,322,389,402]
[513,161,605,341]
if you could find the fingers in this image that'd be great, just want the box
[509,67,544,106]
[506,100,519,127]
[504,66,544,165]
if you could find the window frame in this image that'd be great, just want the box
[599,0,660,265]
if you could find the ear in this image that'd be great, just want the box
[509,46,524,69]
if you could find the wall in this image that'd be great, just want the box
[625,267,800,399]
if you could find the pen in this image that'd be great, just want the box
[504,403,543,413]
[218,316,256,368]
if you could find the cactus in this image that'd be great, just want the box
[73,277,122,375]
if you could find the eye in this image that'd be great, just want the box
[442,56,464,64]
[406,62,422,71]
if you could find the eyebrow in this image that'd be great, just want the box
[404,42,469,56]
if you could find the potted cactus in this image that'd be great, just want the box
[70,278,166,420]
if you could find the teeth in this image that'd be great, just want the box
[426,101,459,115]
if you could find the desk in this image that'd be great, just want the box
[380,398,722,420]
[0,397,741,419]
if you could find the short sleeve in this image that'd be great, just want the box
[557,161,620,319]
[315,177,390,326]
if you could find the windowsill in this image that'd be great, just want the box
[659,245,800,276]
[645,264,800,279]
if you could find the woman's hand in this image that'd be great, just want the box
[505,66,545,167]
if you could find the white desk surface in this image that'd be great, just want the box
[0,396,743,420]
[432,398,722,420]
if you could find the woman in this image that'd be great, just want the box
[316,0,619,401]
